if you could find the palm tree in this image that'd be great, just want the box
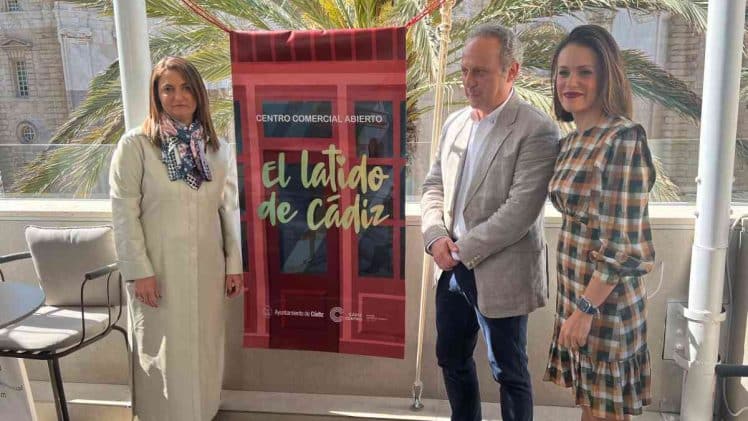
[14,0,715,200]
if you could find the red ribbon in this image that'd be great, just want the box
[180,0,232,33]
[405,0,449,28]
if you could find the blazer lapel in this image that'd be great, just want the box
[447,114,472,216]
[462,95,520,209]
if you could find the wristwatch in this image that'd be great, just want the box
[576,296,599,316]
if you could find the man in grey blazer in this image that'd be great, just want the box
[421,24,559,421]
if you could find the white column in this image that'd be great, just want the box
[680,1,746,420]
[112,0,151,130]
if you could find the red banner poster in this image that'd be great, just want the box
[231,27,407,358]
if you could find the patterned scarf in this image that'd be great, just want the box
[159,114,212,189]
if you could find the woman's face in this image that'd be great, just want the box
[555,44,602,118]
[158,69,197,125]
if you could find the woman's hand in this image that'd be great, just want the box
[134,276,161,308]
[558,310,593,349]
[225,274,244,298]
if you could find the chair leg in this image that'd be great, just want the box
[113,324,135,410]
[113,325,129,349]
[47,358,69,421]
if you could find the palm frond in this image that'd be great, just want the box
[209,96,236,138]
[650,154,681,201]
[623,49,701,122]
[454,0,707,40]
[288,0,336,28]
[518,22,567,70]
[198,0,297,30]
[150,26,226,59]
[146,0,210,26]
[185,43,231,82]
[12,116,123,197]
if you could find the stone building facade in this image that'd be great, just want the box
[0,0,116,190]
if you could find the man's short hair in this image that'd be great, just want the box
[467,24,523,71]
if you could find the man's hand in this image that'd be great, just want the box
[431,237,459,271]
[134,276,161,308]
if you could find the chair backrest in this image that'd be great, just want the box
[25,225,121,307]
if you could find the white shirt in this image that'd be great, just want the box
[452,92,512,240]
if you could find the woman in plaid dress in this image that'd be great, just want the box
[543,25,656,420]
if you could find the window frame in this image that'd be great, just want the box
[16,121,37,144]
[6,0,20,12]
[14,59,29,97]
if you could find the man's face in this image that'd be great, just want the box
[461,36,517,115]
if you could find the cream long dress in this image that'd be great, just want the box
[109,128,242,421]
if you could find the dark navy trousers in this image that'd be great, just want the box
[436,263,532,421]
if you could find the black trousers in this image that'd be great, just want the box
[435,263,533,421]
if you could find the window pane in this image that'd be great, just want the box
[0,144,113,199]
[233,100,243,154]
[400,101,407,158]
[359,165,393,216]
[358,226,393,278]
[278,163,328,273]
[355,101,393,158]
[261,101,333,138]
[15,60,29,97]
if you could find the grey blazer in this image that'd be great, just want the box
[421,94,560,318]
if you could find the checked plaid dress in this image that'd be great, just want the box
[543,116,656,419]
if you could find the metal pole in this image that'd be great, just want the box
[680,1,746,419]
[112,0,151,131]
[412,0,455,410]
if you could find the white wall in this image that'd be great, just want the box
[4,203,745,417]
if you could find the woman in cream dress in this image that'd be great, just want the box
[109,56,243,421]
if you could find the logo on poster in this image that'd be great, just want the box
[330,306,343,323]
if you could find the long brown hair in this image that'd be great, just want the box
[550,25,632,122]
[142,56,219,150]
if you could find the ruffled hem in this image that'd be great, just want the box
[544,344,651,420]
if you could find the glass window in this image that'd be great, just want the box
[355,101,393,158]
[17,122,36,144]
[278,163,328,274]
[233,100,243,154]
[261,101,333,138]
[15,60,29,97]
[7,0,20,12]
[358,226,393,278]
[400,101,407,158]
[0,143,113,199]
[359,165,393,216]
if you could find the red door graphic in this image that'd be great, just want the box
[264,151,340,351]
[232,27,406,357]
